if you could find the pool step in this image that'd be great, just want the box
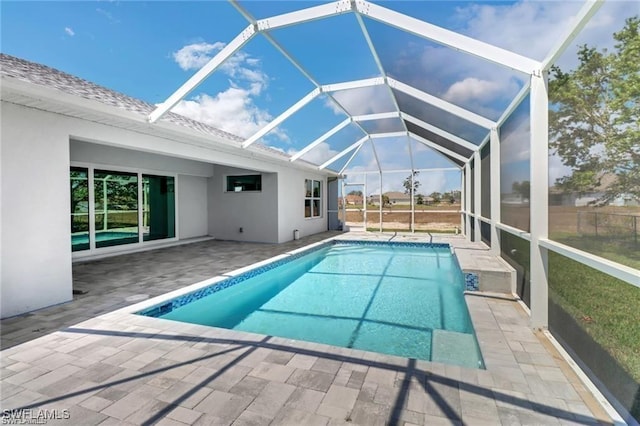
[431,329,483,369]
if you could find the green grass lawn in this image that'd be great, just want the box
[500,232,639,384]
[550,232,640,270]
[548,251,640,384]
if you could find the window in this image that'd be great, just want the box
[70,167,89,251]
[305,179,322,218]
[226,174,261,192]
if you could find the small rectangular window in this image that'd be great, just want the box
[226,175,262,192]
[304,179,322,218]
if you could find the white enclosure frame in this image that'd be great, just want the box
[146,0,639,323]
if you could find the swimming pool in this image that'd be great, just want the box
[139,240,484,369]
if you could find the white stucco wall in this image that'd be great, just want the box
[277,169,328,243]
[208,166,278,243]
[0,96,333,317]
[69,141,214,177]
[178,175,208,239]
[1,103,73,318]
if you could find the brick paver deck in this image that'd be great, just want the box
[1,232,612,425]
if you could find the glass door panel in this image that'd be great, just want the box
[94,170,139,248]
[70,167,89,251]
[143,175,175,241]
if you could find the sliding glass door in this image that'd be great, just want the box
[70,166,177,252]
[143,174,175,241]
[94,170,139,248]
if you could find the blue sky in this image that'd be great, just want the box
[1,0,632,194]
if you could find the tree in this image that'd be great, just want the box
[416,194,424,205]
[430,191,442,204]
[512,181,530,200]
[441,191,457,204]
[402,170,421,195]
[347,190,363,196]
[382,194,390,207]
[549,17,639,203]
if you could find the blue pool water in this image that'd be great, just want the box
[139,241,484,368]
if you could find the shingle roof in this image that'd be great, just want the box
[0,53,248,142]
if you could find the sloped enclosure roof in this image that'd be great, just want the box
[1,1,602,175]
[146,0,594,174]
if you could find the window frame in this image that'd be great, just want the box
[70,161,178,258]
[225,174,262,192]
[304,179,322,219]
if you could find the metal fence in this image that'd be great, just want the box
[577,211,639,246]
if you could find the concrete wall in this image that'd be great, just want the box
[69,141,214,177]
[178,175,208,239]
[1,103,73,318]
[0,99,332,317]
[208,165,278,243]
[277,169,328,243]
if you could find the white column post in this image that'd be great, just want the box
[138,173,143,243]
[490,127,501,255]
[530,72,550,329]
[460,171,465,235]
[473,150,481,242]
[88,167,96,251]
[364,178,368,231]
[102,177,108,232]
[410,171,415,233]
[464,164,472,240]
[341,179,346,230]
[379,171,383,232]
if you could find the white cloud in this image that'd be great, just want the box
[326,86,397,116]
[172,88,271,139]
[170,41,284,141]
[387,0,630,122]
[455,1,583,61]
[290,142,339,166]
[444,78,513,105]
[64,27,75,36]
[500,116,530,165]
[172,42,225,71]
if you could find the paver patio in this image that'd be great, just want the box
[0,232,612,425]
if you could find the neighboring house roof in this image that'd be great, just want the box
[345,195,363,203]
[385,191,410,200]
[0,53,304,164]
[549,172,619,194]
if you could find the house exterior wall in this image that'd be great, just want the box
[277,169,327,243]
[208,165,279,243]
[178,175,209,239]
[0,100,332,317]
[1,103,73,318]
